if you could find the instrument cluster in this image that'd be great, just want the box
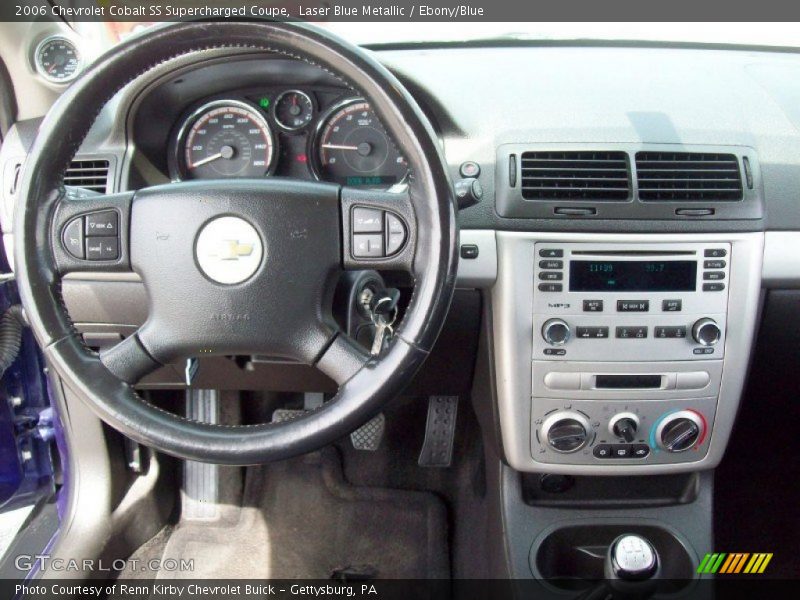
[168,87,408,189]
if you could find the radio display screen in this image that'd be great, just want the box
[569,260,697,292]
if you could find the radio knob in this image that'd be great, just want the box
[656,411,705,453]
[609,412,640,443]
[542,318,571,346]
[692,318,721,347]
[541,411,591,453]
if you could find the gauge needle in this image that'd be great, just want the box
[191,145,235,168]
[321,144,360,151]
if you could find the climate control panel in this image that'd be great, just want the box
[531,397,715,466]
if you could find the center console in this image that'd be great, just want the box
[492,232,763,474]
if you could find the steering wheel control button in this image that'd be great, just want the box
[385,213,407,255]
[617,300,649,312]
[352,207,384,233]
[85,210,118,237]
[86,237,118,261]
[195,216,263,284]
[62,217,85,259]
[460,244,479,259]
[353,234,384,258]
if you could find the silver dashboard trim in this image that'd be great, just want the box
[492,231,764,475]
[763,231,800,288]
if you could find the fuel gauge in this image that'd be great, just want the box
[273,90,314,131]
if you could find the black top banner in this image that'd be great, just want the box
[3,0,800,22]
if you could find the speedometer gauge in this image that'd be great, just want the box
[310,98,408,188]
[178,100,276,180]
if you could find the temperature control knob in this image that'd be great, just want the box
[542,319,571,346]
[541,411,591,453]
[692,318,721,347]
[609,412,640,443]
[656,411,705,453]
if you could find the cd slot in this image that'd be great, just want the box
[571,250,697,257]
[594,374,663,389]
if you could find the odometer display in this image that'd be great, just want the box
[181,101,275,180]
[312,99,407,187]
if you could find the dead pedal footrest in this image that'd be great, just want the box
[418,396,458,467]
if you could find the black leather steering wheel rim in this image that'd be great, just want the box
[14,21,458,465]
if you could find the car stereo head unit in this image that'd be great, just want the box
[532,242,730,362]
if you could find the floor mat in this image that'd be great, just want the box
[122,449,449,580]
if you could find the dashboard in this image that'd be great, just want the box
[131,57,409,189]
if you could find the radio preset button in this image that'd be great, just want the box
[576,326,609,339]
[704,260,726,269]
[662,299,682,312]
[583,299,603,312]
[538,283,563,292]
[539,260,563,269]
[539,272,563,281]
[704,248,727,258]
[703,283,725,291]
[617,300,649,312]
[655,326,687,339]
[539,249,564,258]
[616,326,648,339]
[703,271,725,281]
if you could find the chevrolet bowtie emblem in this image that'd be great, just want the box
[212,240,255,261]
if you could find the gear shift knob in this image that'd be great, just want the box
[608,534,659,580]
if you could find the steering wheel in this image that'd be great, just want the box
[14,21,457,465]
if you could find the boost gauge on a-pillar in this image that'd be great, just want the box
[174,100,276,180]
[34,35,82,84]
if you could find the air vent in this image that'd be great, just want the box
[520,151,631,201]
[64,159,110,193]
[635,152,743,201]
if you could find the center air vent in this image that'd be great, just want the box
[520,151,631,201]
[64,159,110,193]
[635,152,743,201]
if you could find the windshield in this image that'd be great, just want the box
[76,21,800,49]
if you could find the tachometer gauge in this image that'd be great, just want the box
[310,98,408,188]
[35,36,81,84]
[178,100,276,180]
[274,90,314,131]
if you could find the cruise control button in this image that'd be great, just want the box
[539,260,563,269]
[539,249,563,258]
[85,210,118,237]
[352,234,384,258]
[704,260,726,269]
[538,283,563,292]
[593,444,612,459]
[352,207,384,233]
[617,300,649,312]
[385,213,407,255]
[703,271,725,280]
[539,271,563,281]
[631,444,650,458]
[62,217,85,259]
[662,299,682,312]
[85,236,118,261]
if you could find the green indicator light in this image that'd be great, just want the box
[259,97,270,109]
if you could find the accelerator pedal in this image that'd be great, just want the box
[418,396,459,468]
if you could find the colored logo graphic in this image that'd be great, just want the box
[697,553,773,574]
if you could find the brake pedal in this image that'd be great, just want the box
[418,396,458,468]
[350,413,385,451]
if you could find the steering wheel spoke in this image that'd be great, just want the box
[51,190,134,275]
[99,329,162,385]
[315,332,372,386]
[340,186,416,272]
